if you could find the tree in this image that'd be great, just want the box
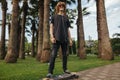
[19,0,28,59]
[77,0,86,59]
[6,13,11,39]
[31,20,36,57]
[27,0,39,57]
[5,0,19,63]
[0,0,7,60]
[36,0,44,61]
[40,0,51,62]
[96,0,114,60]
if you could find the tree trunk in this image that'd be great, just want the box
[17,19,21,58]
[19,0,28,59]
[8,22,11,39]
[77,0,86,59]
[7,13,11,40]
[0,0,7,60]
[36,0,44,61]
[96,0,114,60]
[36,29,38,57]
[31,20,36,57]
[77,19,79,56]
[5,0,19,63]
[41,0,51,63]
[31,30,35,57]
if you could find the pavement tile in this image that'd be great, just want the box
[73,62,120,80]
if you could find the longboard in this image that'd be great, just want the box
[42,72,79,80]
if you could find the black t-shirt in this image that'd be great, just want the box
[51,14,70,42]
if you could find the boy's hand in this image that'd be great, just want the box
[69,39,73,46]
[51,37,56,43]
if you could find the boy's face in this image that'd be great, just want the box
[58,4,65,11]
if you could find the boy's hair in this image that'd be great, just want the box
[55,1,66,15]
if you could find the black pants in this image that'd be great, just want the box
[48,41,68,74]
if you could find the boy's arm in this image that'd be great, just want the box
[68,28,73,46]
[50,23,56,43]
[50,23,54,38]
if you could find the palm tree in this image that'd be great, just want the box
[36,0,44,61]
[6,13,11,39]
[5,0,19,63]
[77,7,90,57]
[40,0,51,63]
[19,0,28,59]
[96,0,113,60]
[27,0,39,57]
[0,0,7,60]
[31,19,36,57]
[77,0,86,59]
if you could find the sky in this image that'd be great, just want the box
[0,0,120,42]
[69,0,120,40]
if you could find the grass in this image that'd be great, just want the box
[0,55,120,80]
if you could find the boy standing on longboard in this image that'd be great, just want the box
[47,1,73,78]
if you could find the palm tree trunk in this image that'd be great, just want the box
[96,0,102,58]
[19,0,28,59]
[5,0,19,63]
[0,0,7,60]
[31,30,35,57]
[6,13,11,40]
[77,0,86,59]
[17,19,21,58]
[36,29,38,57]
[36,0,44,61]
[96,0,114,60]
[31,20,36,57]
[77,19,79,56]
[8,22,11,39]
[41,0,51,63]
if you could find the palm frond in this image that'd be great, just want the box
[83,7,88,11]
[118,26,120,28]
[112,33,120,38]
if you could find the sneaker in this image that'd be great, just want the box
[64,70,71,74]
[46,73,53,78]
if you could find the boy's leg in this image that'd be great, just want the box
[61,41,68,72]
[48,41,60,74]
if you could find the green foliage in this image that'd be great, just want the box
[91,40,98,55]
[86,40,98,55]
[72,40,76,54]
[0,55,120,80]
[68,40,76,54]
[86,48,91,54]
[113,33,120,38]
[82,7,90,16]
[25,42,31,54]
[66,9,77,27]
[111,38,120,55]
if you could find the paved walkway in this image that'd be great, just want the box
[74,62,120,80]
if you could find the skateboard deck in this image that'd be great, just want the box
[42,72,79,80]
